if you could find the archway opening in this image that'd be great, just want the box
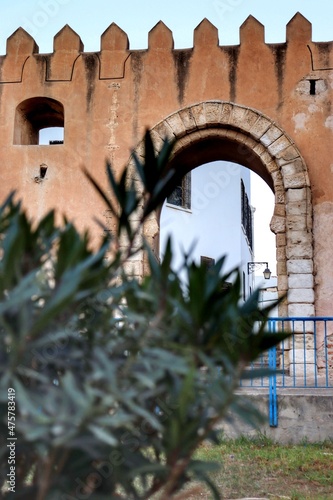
[136,101,314,320]
[159,159,276,304]
[130,100,316,378]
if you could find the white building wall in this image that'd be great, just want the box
[160,161,254,299]
[255,276,279,317]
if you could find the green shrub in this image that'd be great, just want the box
[0,132,288,499]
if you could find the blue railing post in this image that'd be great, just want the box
[268,320,278,427]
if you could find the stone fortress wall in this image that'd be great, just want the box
[0,12,332,338]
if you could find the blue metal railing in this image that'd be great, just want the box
[240,317,333,426]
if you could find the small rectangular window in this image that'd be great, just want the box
[309,79,316,95]
[167,172,191,209]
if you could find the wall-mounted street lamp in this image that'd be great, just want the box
[247,261,271,280]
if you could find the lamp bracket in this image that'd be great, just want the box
[247,261,269,274]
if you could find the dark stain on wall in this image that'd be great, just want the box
[226,46,239,102]
[316,42,332,69]
[32,55,47,86]
[271,43,287,110]
[173,49,192,104]
[131,52,144,141]
[83,54,98,111]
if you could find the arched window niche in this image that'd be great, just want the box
[14,97,64,145]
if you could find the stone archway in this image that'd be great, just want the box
[131,101,314,319]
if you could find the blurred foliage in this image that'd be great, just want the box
[0,131,288,499]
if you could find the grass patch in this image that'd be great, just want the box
[183,435,333,499]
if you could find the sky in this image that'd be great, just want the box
[1,0,332,276]
[1,0,332,54]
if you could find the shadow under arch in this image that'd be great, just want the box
[131,101,314,317]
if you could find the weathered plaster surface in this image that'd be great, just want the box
[0,13,332,324]
[313,202,333,315]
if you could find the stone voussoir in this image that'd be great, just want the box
[275,145,300,164]
[190,102,207,129]
[270,215,286,233]
[165,112,187,137]
[229,105,248,128]
[237,107,261,133]
[204,101,222,124]
[284,172,308,189]
[267,134,292,157]
[260,124,283,147]
[281,158,305,176]
[286,187,310,203]
[179,107,198,133]
[154,120,176,142]
[219,102,234,124]
[249,115,271,139]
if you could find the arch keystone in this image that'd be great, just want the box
[148,21,174,51]
[286,13,312,43]
[204,101,222,125]
[220,102,233,124]
[194,18,219,48]
[240,15,265,45]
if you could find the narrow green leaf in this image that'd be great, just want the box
[88,424,118,446]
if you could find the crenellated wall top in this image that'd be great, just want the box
[0,12,332,84]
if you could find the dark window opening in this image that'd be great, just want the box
[309,79,317,95]
[14,97,64,145]
[241,179,253,251]
[167,172,191,209]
